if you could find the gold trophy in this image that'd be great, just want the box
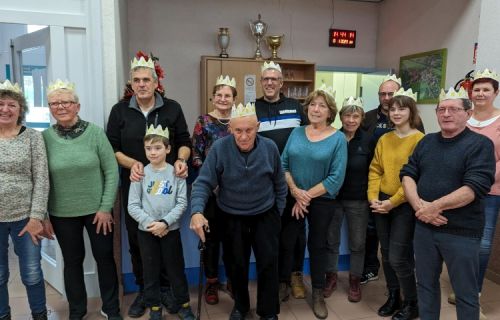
[266,35,284,59]
[249,14,268,60]
[217,27,230,58]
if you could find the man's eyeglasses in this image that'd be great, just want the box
[261,77,282,83]
[48,101,75,108]
[435,107,466,114]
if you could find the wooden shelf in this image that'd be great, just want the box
[200,56,315,114]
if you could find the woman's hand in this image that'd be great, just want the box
[174,159,188,179]
[190,213,209,242]
[130,161,145,182]
[41,219,55,240]
[291,201,309,219]
[370,199,394,214]
[147,221,168,237]
[291,187,311,205]
[18,218,44,245]
[93,211,114,235]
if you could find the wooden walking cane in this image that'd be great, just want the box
[196,240,205,320]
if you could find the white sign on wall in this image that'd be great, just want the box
[244,74,256,104]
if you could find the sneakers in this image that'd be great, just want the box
[279,282,290,302]
[100,310,123,320]
[205,278,220,305]
[149,306,162,320]
[128,290,146,317]
[0,313,11,320]
[360,271,379,284]
[323,272,337,298]
[161,286,180,314]
[177,303,195,320]
[32,310,48,320]
[290,271,306,299]
[229,307,247,320]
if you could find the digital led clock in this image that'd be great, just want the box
[329,29,356,48]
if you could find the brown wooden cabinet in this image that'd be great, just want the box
[200,56,315,114]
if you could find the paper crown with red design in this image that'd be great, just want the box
[215,75,236,88]
[382,74,402,86]
[473,68,499,82]
[131,56,155,69]
[146,124,169,139]
[439,87,469,101]
[393,87,418,102]
[0,80,22,94]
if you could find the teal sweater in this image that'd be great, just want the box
[43,123,119,217]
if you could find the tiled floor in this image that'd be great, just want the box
[7,243,500,320]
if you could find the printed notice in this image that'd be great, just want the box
[244,74,257,104]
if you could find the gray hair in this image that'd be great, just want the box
[47,88,79,104]
[129,66,158,82]
[339,105,365,118]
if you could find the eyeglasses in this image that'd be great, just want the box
[261,77,282,83]
[435,107,466,114]
[48,101,75,108]
[378,92,394,97]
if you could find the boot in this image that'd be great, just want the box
[392,300,418,320]
[323,272,337,298]
[312,288,328,319]
[378,289,401,317]
[205,278,219,305]
[348,274,361,303]
[279,282,290,302]
[291,271,306,299]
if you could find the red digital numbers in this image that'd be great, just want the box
[329,29,356,48]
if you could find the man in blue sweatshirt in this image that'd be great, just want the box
[401,87,495,320]
[190,103,287,320]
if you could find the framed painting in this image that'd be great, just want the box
[399,48,447,104]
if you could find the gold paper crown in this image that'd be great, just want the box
[318,83,336,99]
[231,102,256,118]
[261,61,282,73]
[473,68,499,82]
[146,124,169,139]
[47,79,76,94]
[342,96,364,108]
[215,75,236,88]
[131,56,155,70]
[0,80,22,94]
[439,87,469,101]
[393,87,418,101]
[382,74,402,86]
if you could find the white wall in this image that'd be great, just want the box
[376,0,481,133]
[0,23,27,80]
[126,0,379,131]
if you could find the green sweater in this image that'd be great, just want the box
[43,123,119,217]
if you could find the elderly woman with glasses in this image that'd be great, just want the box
[43,81,121,320]
[0,80,50,320]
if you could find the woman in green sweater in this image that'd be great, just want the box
[43,81,121,320]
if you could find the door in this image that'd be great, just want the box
[10,25,102,297]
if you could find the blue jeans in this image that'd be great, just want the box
[414,223,480,320]
[478,195,500,292]
[0,219,46,317]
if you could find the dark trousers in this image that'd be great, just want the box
[121,176,168,287]
[278,194,306,283]
[364,212,380,273]
[203,195,231,280]
[137,229,189,307]
[307,197,336,289]
[414,223,480,320]
[374,198,417,301]
[51,214,120,317]
[221,207,280,317]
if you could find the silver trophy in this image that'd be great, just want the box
[249,14,268,60]
[217,27,230,58]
